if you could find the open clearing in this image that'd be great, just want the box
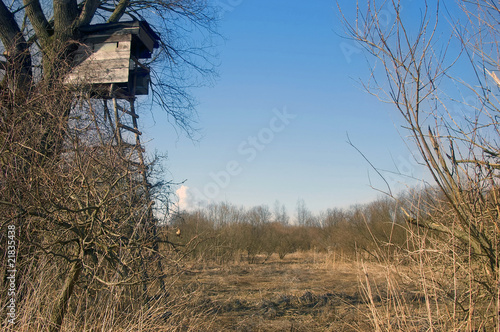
[173,252,387,331]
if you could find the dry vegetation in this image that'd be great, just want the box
[3,189,496,331]
[1,0,499,331]
[171,252,380,332]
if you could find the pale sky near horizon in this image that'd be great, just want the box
[142,0,431,216]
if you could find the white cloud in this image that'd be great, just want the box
[175,185,211,211]
[175,185,190,211]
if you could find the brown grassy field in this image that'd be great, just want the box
[167,252,389,331]
[4,248,493,331]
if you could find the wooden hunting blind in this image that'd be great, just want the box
[64,21,166,291]
[66,20,160,97]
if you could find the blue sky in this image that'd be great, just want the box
[143,0,429,215]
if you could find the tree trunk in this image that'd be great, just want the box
[49,259,82,332]
[0,1,32,89]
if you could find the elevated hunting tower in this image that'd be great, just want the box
[66,20,164,292]
[67,20,160,96]
[66,19,160,188]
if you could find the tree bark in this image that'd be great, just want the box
[75,0,101,27]
[53,0,78,41]
[108,0,130,23]
[22,0,51,46]
[0,0,32,87]
[49,259,82,332]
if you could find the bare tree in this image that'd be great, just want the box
[247,205,272,225]
[0,0,216,135]
[0,77,178,331]
[0,1,217,331]
[296,198,317,226]
[339,0,499,328]
[273,200,290,225]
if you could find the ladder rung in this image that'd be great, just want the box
[112,92,135,101]
[120,107,139,119]
[126,110,139,119]
[116,104,139,119]
[118,123,142,135]
[120,142,145,152]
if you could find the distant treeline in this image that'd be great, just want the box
[164,195,412,263]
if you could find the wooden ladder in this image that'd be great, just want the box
[107,83,166,295]
[112,93,151,201]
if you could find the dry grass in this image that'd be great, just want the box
[166,251,388,331]
[3,250,493,331]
